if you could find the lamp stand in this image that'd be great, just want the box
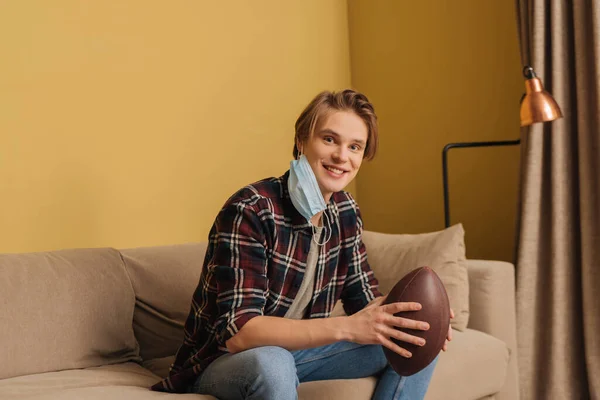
[442,139,521,228]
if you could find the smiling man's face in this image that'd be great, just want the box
[298,110,368,202]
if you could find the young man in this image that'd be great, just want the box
[152,89,451,399]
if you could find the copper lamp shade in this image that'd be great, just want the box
[443,66,564,228]
[520,66,563,126]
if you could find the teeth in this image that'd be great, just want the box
[325,166,344,174]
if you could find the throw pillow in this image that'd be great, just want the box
[361,224,469,331]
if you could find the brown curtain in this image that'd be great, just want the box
[515,0,600,399]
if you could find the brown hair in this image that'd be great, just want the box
[293,89,379,161]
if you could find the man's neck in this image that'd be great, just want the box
[310,211,323,227]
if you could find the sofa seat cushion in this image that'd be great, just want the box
[293,328,508,400]
[142,356,174,379]
[0,363,210,400]
[298,377,377,399]
[142,328,506,400]
[426,328,509,400]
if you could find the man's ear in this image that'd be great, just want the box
[296,140,303,156]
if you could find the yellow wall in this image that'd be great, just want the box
[0,1,352,253]
[348,1,522,262]
[1,1,523,261]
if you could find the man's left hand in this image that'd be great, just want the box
[441,308,454,352]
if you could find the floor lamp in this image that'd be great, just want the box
[442,66,563,228]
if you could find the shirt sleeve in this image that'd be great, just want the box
[340,205,382,316]
[210,201,269,348]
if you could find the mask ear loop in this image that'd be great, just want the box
[312,211,332,246]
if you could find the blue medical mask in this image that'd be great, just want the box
[288,154,327,223]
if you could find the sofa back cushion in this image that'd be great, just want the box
[121,225,468,361]
[120,243,207,361]
[0,248,140,380]
[362,224,469,331]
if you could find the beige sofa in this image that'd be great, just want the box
[1,230,519,400]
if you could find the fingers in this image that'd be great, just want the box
[446,307,453,342]
[389,315,430,331]
[380,302,430,331]
[379,335,413,358]
[443,325,453,352]
[383,303,454,321]
[383,301,422,314]
[378,325,426,347]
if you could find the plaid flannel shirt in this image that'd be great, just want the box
[151,171,381,393]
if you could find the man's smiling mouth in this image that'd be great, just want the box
[324,165,347,175]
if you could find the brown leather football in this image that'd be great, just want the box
[382,266,450,376]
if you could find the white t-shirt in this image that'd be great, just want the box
[284,226,324,319]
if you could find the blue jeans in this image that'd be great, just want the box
[188,341,438,400]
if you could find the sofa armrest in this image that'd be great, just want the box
[466,259,519,400]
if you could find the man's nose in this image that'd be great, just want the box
[333,146,350,162]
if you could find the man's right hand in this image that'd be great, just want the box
[346,295,430,358]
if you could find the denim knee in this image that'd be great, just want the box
[366,344,389,373]
[244,346,298,392]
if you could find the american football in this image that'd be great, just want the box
[382,266,451,376]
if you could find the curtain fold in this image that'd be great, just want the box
[515,0,600,399]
